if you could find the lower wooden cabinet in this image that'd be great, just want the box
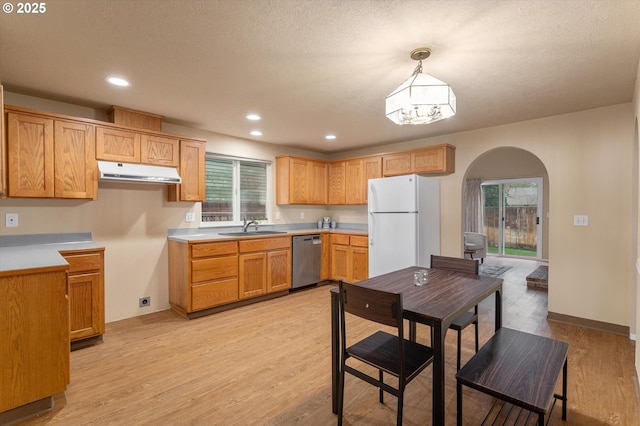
[60,248,105,343]
[330,234,369,282]
[239,237,291,299]
[0,268,69,412]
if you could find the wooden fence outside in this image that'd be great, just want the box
[484,206,537,250]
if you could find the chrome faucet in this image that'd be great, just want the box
[243,218,258,232]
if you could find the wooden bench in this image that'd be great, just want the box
[456,328,568,425]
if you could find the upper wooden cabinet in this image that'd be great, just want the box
[383,144,455,176]
[96,127,180,168]
[54,120,97,199]
[328,156,382,205]
[0,83,5,198]
[6,109,96,199]
[276,156,327,205]
[167,139,206,202]
[4,105,206,201]
[95,126,140,163]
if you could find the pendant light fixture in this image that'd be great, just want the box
[385,48,456,125]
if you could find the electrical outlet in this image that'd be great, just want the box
[185,212,195,222]
[300,211,305,219]
[6,213,18,228]
[139,296,150,307]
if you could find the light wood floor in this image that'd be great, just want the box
[16,257,640,425]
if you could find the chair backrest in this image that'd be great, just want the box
[338,280,402,328]
[430,255,479,275]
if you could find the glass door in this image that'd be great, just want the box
[482,178,542,258]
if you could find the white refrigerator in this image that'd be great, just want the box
[368,174,440,278]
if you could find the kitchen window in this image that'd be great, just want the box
[201,155,270,225]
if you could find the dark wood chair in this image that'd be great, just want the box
[337,280,434,426]
[430,255,480,371]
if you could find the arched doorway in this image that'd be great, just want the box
[464,147,550,261]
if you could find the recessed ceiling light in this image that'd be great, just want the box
[246,114,261,120]
[106,76,130,87]
[250,130,263,136]
[325,134,337,140]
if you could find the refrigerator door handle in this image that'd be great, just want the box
[369,213,374,246]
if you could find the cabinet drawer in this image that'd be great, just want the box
[350,235,368,247]
[191,255,238,283]
[62,252,103,273]
[191,278,239,310]
[192,241,238,258]
[239,237,291,253]
[331,234,350,245]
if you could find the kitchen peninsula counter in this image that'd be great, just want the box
[0,233,104,276]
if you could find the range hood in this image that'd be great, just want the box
[98,161,182,184]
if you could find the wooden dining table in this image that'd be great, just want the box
[330,265,503,426]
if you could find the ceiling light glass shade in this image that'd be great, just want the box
[385,72,456,125]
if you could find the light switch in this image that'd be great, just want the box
[573,215,588,226]
[300,212,305,219]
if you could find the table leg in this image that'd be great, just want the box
[562,357,568,420]
[432,323,446,425]
[495,289,502,331]
[331,291,340,414]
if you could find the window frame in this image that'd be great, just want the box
[200,154,271,227]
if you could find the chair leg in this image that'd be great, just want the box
[396,386,404,426]
[338,361,345,426]
[379,370,384,403]
[474,321,479,354]
[457,329,462,371]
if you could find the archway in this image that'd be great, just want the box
[463,147,550,261]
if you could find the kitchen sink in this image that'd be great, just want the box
[218,230,288,236]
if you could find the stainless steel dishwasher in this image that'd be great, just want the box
[292,234,322,289]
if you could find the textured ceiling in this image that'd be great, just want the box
[2,0,640,153]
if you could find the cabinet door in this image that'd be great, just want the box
[239,252,267,299]
[168,140,205,202]
[0,270,69,412]
[289,158,310,203]
[309,161,328,204]
[267,249,291,293]
[351,247,369,282]
[68,271,104,340]
[141,134,179,167]
[362,156,382,203]
[320,234,331,281]
[412,144,455,174]
[345,159,364,204]
[96,126,141,163]
[328,161,346,205]
[331,244,350,281]
[54,120,96,199]
[382,152,412,177]
[7,112,55,197]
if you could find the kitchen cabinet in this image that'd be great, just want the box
[328,161,345,204]
[169,240,239,315]
[238,237,291,299]
[275,156,327,204]
[383,144,455,176]
[330,233,368,282]
[327,156,382,205]
[96,127,180,167]
[0,267,69,413]
[60,248,105,344]
[6,108,96,199]
[54,120,97,199]
[167,139,206,202]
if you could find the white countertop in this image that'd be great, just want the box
[167,228,367,243]
[0,235,104,275]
